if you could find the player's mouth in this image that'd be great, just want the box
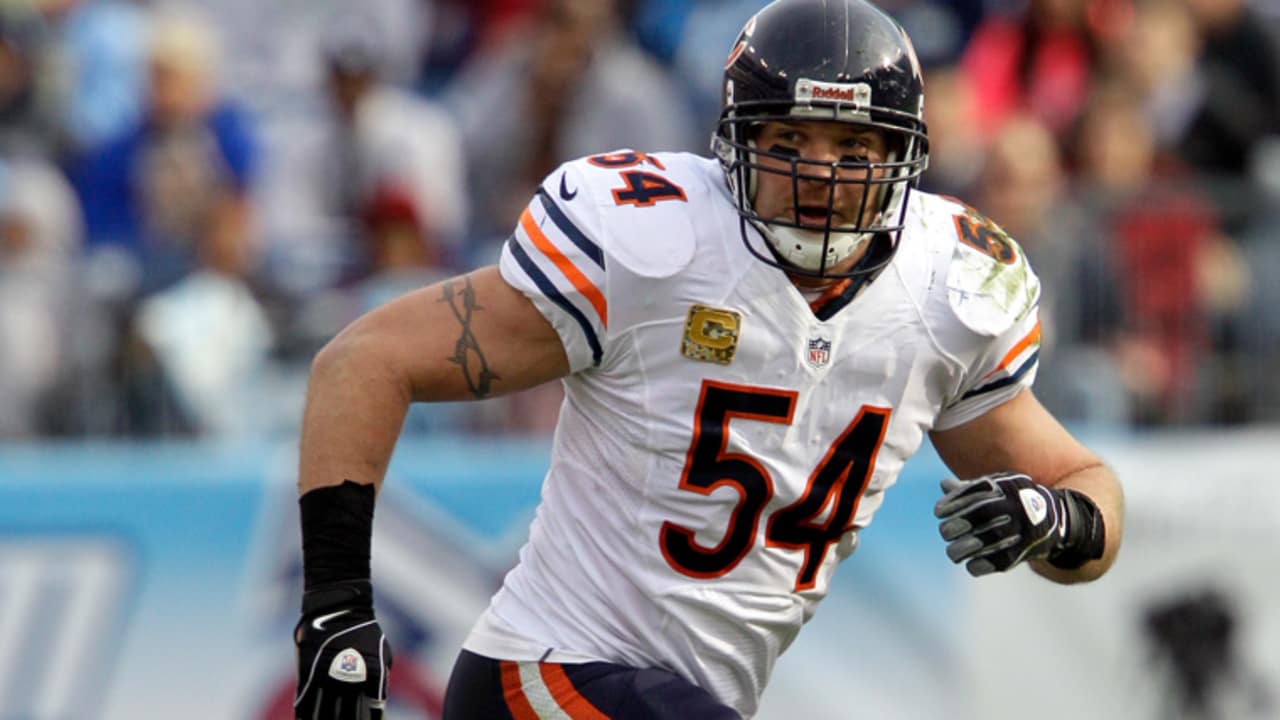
[794,206,842,228]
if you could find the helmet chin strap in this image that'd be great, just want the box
[752,221,875,274]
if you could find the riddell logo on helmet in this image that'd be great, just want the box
[812,86,856,101]
[795,79,871,107]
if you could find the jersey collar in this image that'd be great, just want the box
[806,234,895,320]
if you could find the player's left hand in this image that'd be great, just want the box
[933,472,1066,577]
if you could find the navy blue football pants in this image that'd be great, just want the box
[442,649,741,719]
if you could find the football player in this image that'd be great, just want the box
[292,0,1124,717]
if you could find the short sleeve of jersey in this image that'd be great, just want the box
[934,308,1041,430]
[499,167,607,373]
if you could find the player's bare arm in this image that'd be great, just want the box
[298,264,569,495]
[929,388,1124,583]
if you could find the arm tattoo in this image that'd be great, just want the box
[440,278,500,398]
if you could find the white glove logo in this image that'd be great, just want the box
[328,648,368,682]
[1018,488,1047,525]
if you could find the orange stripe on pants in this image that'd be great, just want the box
[539,664,611,720]
[500,661,542,720]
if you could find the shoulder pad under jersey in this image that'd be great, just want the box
[942,203,1041,336]
[557,150,699,279]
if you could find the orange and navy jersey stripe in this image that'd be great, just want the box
[503,188,607,366]
[961,317,1041,401]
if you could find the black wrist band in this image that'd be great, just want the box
[301,579,373,615]
[300,480,375,595]
[1048,489,1105,570]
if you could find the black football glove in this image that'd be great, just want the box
[934,472,1103,577]
[294,580,392,720]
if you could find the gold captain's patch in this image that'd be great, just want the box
[681,305,741,365]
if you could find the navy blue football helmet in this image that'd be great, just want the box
[712,0,929,278]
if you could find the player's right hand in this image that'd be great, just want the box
[933,472,1065,576]
[294,580,392,720]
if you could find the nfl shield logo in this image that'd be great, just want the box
[806,337,832,369]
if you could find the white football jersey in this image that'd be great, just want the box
[466,151,1042,717]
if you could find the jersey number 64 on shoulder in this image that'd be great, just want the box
[587,151,687,207]
[659,380,891,592]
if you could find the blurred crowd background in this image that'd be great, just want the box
[0,0,1277,441]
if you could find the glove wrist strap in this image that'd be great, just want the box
[1047,489,1105,570]
[300,480,375,607]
